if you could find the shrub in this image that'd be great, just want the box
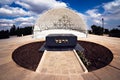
[0,30,9,39]
[109,28,120,38]
[91,25,103,35]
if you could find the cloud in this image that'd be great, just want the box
[15,0,67,13]
[0,0,68,30]
[0,23,13,27]
[85,9,102,26]
[14,17,36,23]
[1,0,119,30]
[85,0,120,29]
[0,16,36,29]
[19,22,34,27]
[14,16,36,27]
[0,19,14,30]
[103,0,120,20]
[15,1,30,9]
[0,19,14,24]
[86,9,101,18]
[103,0,120,13]
[0,6,33,17]
[93,19,101,24]
[0,0,14,5]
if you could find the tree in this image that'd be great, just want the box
[23,27,32,35]
[109,28,120,38]
[88,30,92,34]
[10,24,16,36]
[16,27,22,37]
[104,29,109,34]
[118,25,120,27]
[91,25,103,35]
[0,30,9,39]
[16,26,33,37]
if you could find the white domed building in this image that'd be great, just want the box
[34,8,87,39]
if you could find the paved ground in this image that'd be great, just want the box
[0,35,120,80]
[36,51,84,75]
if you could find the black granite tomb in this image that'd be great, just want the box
[39,34,84,51]
[46,34,77,47]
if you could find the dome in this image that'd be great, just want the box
[34,8,87,38]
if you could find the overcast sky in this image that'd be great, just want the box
[0,0,120,30]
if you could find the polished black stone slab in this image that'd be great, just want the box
[39,43,84,52]
[46,34,77,47]
[39,34,84,52]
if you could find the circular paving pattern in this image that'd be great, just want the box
[12,41,113,71]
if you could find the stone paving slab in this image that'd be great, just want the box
[92,66,120,80]
[36,51,84,75]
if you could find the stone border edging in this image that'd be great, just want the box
[36,50,88,73]
[73,49,88,73]
[36,50,47,72]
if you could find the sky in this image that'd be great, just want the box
[0,0,120,30]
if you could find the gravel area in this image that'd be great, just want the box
[78,41,113,71]
[12,42,44,71]
[12,41,113,71]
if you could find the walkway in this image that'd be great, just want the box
[36,51,84,78]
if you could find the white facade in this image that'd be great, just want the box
[34,8,87,38]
